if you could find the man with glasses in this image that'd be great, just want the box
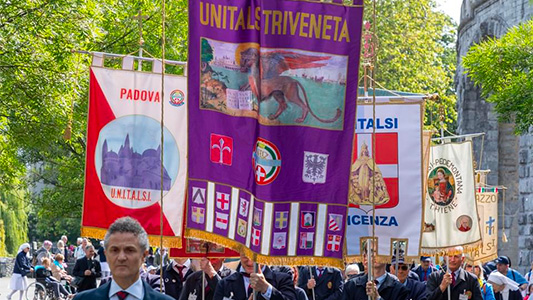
[390,256,428,300]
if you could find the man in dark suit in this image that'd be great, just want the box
[426,246,482,300]
[179,258,233,300]
[72,244,102,292]
[214,254,296,300]
[390,256,428,300]
[342,242,409,300]
[412,256,438,282]
[151,258,195,299]
[298,266,343,300]
[73,217,173,300]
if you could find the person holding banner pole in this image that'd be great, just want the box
[179,258,233,300]
[213,254,296,300]
[341,241,408,300]
[425,246,482,300]
[298,266,343,300]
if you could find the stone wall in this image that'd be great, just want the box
[456,0,533,274]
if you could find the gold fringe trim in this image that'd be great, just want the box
[344,255,420,264]
[465,253,498,265]
[420,240,482,257]
[81,226,182,248]
[185,228,344,268]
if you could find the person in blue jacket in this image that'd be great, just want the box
[7,243,34,300]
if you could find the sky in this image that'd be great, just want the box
[435,0,463,24]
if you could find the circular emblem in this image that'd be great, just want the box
[427,166,456,206]
[456,215,472,232]
[94,115,180,209]
[252,138,281,185]
[169,89,185,107]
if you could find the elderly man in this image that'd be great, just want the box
[342,242,408,300]
[75,238,89,260]
[180,258,233,300]
[35,240,53,266]
[390,256,428,300]
[214,254,296,300]
[426,246,482,300]
[74,217,173,300]
[73,244,102,292]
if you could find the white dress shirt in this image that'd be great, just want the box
[108,277,145,300]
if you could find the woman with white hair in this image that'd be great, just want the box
[488,271,523,300]
[7,243,33,300]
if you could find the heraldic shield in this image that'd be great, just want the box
[349,142,390,206]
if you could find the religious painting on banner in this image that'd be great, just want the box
[466,188,498,264]
[186,0,364,267]
[345,97,424,262]
[421,141,482,253]
[81,67,187,247]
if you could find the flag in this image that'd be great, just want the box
[346,98,424,261]
[327,235,341,252]
[421,141,482,253]
[81,66,187,247]
[185,0,364,267]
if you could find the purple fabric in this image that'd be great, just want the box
[187,0,363,262]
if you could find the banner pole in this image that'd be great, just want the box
[367,240,373,300]
[308,266,316,300]
[253,262,259,300]
[159,0,166,293]
[446,255,451,300]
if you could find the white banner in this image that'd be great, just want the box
[421,141,482,251]
[346,98,423,261]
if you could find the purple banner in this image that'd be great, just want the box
[186,0,364,267]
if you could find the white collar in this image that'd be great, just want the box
[109,277,144,300]
[173,259,191,268]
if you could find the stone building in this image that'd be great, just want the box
[456,0,533,273]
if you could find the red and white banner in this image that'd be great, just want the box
[81,67,187,247]
[346,97,424,261]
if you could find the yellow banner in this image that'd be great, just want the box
[468,191,498,264]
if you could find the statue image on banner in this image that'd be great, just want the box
[199,38,347,130]
[349,142,390,206]
[427,167,455,206]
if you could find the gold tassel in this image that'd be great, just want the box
[502,231,508,243]
[185,229,344,268]
[81,226,182,248]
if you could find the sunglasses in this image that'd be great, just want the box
[393,265,409,271]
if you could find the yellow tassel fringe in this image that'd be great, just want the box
[186,228,344,268]
[81,226,182,248]
[420,240,483,257]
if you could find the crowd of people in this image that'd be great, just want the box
[7,221,533,300]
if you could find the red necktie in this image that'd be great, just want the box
[177,266,185,281]
[423,271,427,281]
[317,268,323,278]
[451,272,456,286]
[116,291,128,300]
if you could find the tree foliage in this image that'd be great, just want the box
[0,189,28,255]
[365,0,457,132]
[462,20,533,134]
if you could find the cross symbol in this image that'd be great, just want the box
[276,213,287,228]
[486,216,496,235]
[192,208,203,222]
[255,165,266,182]
[217,193,229,209]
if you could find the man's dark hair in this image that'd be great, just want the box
[104,217,149,251]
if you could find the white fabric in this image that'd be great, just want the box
[109,277,144,300]
[488,271,519,300]
[9,273,28,291]
[101,262,111,272]
[421,141,482,250]
[346,100,424,258]
[17,243,30,253]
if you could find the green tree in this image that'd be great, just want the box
[462,20,533,134]
[0,189,29,255]
[365,0,457,132]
